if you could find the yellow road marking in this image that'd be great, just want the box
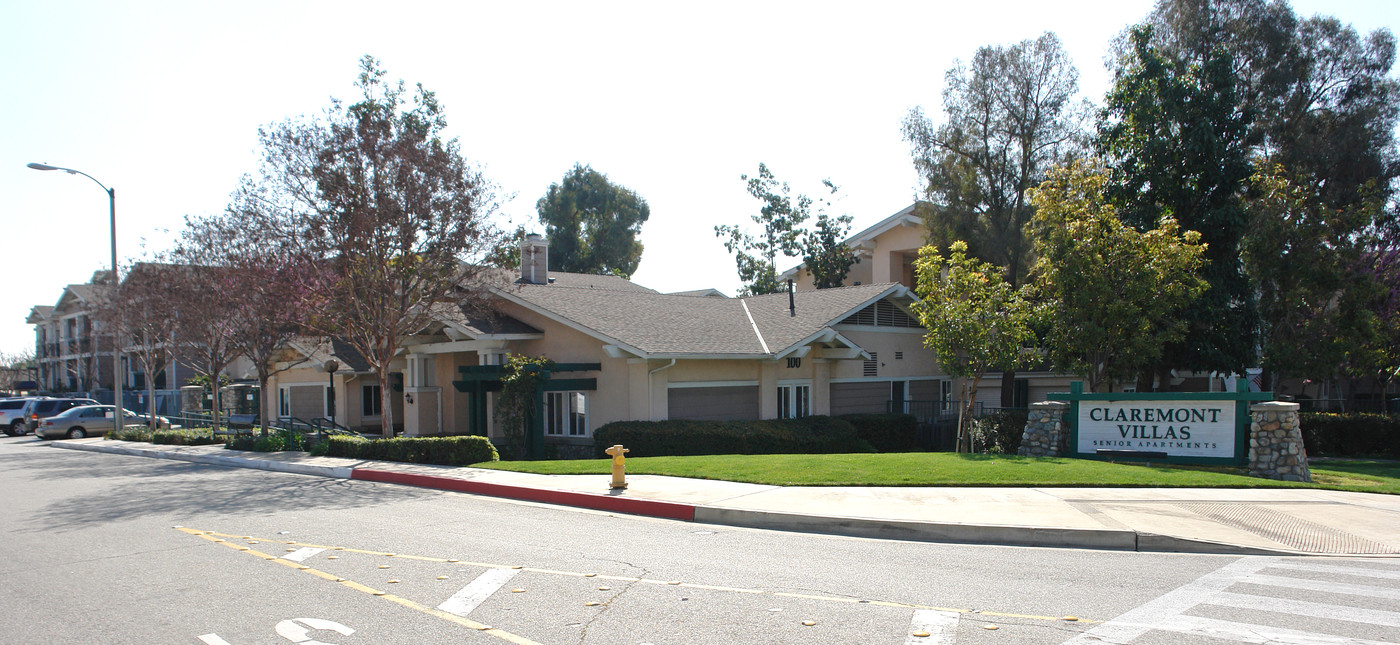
[176,528,544,645]
[183,528,1099,625]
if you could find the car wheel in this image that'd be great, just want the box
[67,427,87,439]
[6,421,22,436]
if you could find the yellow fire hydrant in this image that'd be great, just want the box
[604,444,629,489]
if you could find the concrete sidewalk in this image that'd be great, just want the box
[52,439,1400,557]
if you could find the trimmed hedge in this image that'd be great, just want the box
[106,427,221,446]
[1300,413,1399,459]
[836,413,920,452]
[592,416,875,457]
[151,429,222,446]
[318,434,499,466]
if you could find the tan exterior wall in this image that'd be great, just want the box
[829,328,939,380]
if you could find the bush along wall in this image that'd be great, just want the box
[317,434,499,466]
[1300,413,1399,459]
[835,414,920,452]
[592,416,875,457]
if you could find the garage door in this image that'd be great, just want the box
[667,386,759,421]
[829,381,889,416]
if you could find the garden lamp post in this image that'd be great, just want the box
[323,359,339,427]
[27,162,123,437]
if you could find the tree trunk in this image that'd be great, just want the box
[999,370,1016,407]
[379,365,395,437]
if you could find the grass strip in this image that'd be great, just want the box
[473,453,1400,495]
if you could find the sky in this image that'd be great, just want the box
[4,0,1398,356]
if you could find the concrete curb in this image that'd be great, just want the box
[693,506,1140,551]
[45,441,1329,556]
[352,468,696,521]
[50,441,354,479]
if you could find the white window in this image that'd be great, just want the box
[545,391,588,437]
[778,384,811,419]
[362,384,382,417]
[278,386,290,417]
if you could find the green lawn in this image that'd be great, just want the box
[473,453,1400,495]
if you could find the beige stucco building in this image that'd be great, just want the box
[267,233,953,453]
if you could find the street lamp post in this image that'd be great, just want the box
[27,162,123,437]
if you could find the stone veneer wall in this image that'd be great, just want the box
[1019,401,1069,457]
[1249,401,1311,482]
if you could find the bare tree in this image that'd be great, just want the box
[179,198,312,436]
[158,250,241,431]
[239,56,503,436]
[0,349,36,394]
[91,262,182,429]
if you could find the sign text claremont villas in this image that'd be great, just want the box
[1049,381,1273,466]
[1078,402,1235,458]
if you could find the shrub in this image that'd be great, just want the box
[150,429,221,446]
[837,414,920,452]
[592,416,874,457]
[225,430,309,452]
[320,434,499,466]
[106,427,153,443]
[970,410,1029,454]
[1300,413,1399,458]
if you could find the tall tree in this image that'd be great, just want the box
[240,55,503,436]
[801,210,857,289]
[912,241,1037,452]
[903,32,1085,286]
[1241,163,1383,392]
[1138,0,1400,211]
[178,193,314,436]
[537,164,650,278]
[1098,25,1258,383]
[903,31,1085,405]
[715,163,828,295]
[1028,161,1208,392]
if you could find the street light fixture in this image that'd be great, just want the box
[27,162,123,438]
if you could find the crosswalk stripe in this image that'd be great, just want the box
[905,609,959,644]
[437,568,521,617]
[1155,614,1396,645]
[1060,557,1274,644]
[281,547,326,562]
[1238,573,1400,600]
[1207,591,1400,628]
[1266,561,1400,580]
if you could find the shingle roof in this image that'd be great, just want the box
[498,277,910,358]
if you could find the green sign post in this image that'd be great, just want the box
[1048,381,1273,466]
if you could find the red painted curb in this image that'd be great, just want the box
[351,468,696,522]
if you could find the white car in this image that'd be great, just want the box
[35,405,168,440]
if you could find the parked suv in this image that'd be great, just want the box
[22,397,99,433]
[1,397,38,436]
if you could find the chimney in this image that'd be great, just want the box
[519,234,549,285]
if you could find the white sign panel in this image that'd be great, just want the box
[1077,401,1236,459]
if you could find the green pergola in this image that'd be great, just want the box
[452,362,599,459]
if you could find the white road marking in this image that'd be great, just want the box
[1062,557,1400,645]
[905,609,960,643]
[437,568,521,617]
[198,635,233,645]
[1061,557,1273,644]
[281,547,326,562]
[1265,561,1400,580]
[1207,591,1400,628]
[1237,573,1400,600]
[1155,614,1395,645]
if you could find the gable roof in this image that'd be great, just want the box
[26,305,54,324]
[493,276,916,359]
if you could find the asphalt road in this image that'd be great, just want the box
[2,435,1396,644]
